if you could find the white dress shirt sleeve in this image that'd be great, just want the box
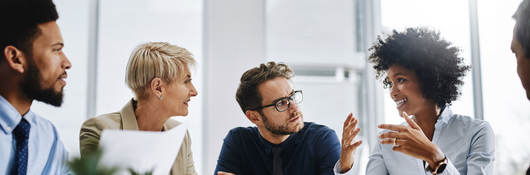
[365,140,388,175]
[332,140,369,175]
[463,122,495,174]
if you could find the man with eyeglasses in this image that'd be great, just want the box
[215,62,362,175]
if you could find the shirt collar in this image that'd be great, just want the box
[120,98,140,130]
[0,96,33,134]
[435,106,453,128]
[120,98,174,131]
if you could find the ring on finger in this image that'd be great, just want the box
[394,137,400,146]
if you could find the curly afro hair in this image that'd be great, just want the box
[368,27,470,108]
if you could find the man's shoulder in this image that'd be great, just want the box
[220,126,260,144]
[295,122,338,146]
[227,126,259,137]
[303,122,335,135]
[28,112,59,132]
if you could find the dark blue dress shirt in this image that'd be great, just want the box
[214,122,341,175]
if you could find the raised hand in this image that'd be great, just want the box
[338,113,362,173]
[377,112,445,168]
[217,171,235,175]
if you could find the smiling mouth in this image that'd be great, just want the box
[395,97,407,107]
[58,73,68,86]
[58,78,66,86]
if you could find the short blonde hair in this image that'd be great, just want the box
[125,42,195,98]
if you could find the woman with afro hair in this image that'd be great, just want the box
[365,28,495,174]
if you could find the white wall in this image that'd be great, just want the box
[203,0,266,174]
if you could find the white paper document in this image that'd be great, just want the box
[99,123,187,175]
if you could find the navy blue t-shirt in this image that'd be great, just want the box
[214,122,341,175]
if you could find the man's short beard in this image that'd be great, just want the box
[260,111,300,135]
[20,59,64,107]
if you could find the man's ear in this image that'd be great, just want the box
[150,77,164,98]
[245,110,262,125]
[3,45,26,73]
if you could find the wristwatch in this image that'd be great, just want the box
[426,156,448,174]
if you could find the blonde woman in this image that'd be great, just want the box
[79,42,198,175]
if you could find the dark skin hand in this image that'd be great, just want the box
[378,112,445,168]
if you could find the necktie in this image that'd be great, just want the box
[272,146,283,175]
[11,118,30,175]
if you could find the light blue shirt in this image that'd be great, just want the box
[365,108,495,175]
[0,96,71,174]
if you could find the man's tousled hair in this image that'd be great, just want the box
[236,62,293,113]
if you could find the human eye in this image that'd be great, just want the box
[53,46,65,54]
[397,77,407,83]
[276,98,289,107]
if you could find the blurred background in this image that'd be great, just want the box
[32,0,530,174]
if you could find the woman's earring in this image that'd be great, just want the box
[159,95,163,100]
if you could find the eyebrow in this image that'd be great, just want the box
[271,90,295,103]
[392,72,406,77]
[385,72,407,80]
[52,42,64,47]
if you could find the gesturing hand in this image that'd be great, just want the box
[338,113,362,173]
[217,171,235,175]
[377,112,445,168]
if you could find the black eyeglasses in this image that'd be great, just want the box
[253,90,303,112]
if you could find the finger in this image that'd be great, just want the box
[378,131,402,139]
[343,113,353,128]
[400,111,409,118]
[345,140,362,151]
[348,117,359,132]
[346,114,358,130]
[343,116,358,137]
[392,144,412,156]
[378,124,406,132]
[381,138,395,145]
[395,138,407,145]
[347,128,361,144]
[218,172,235,175]
[402,112,420,130]
[344,127,360,145]
[344,128,355,144]
[392,144,405,152]
[342,114,355,137]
